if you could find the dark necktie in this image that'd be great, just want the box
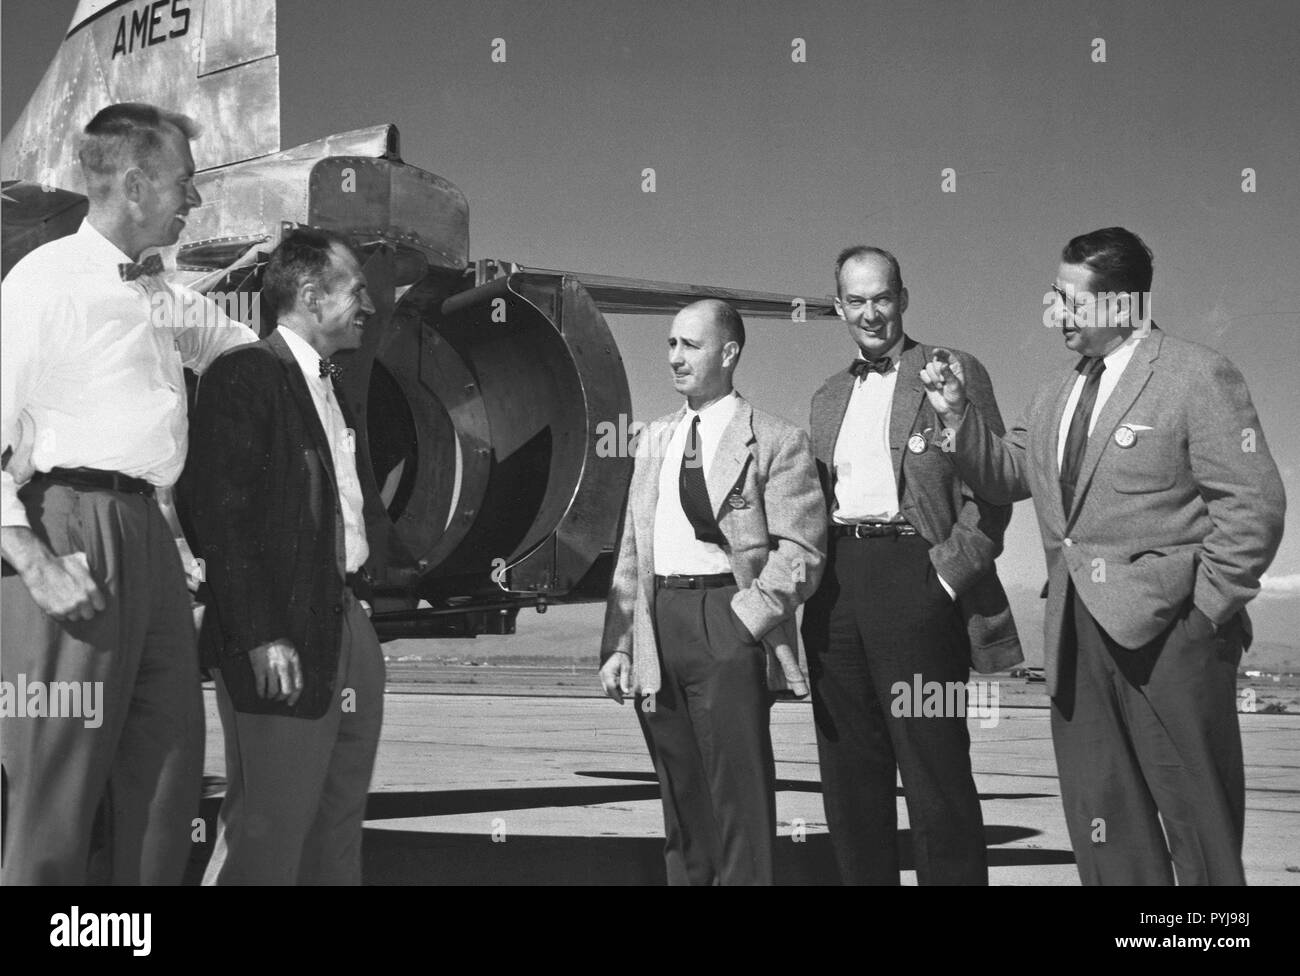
[118,254,164,281]
[679,415,725,546]
[319,358,343,381]
[850,357,893,379]
[1059,356,1106,513]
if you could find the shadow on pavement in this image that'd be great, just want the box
[186,777,1074,884]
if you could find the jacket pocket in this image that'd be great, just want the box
[1109,427,1180,493]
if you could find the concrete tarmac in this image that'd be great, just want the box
[193,686,1300,885]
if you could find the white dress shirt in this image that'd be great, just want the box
[832,339,904,523]
[277,326,370,574]
[653,392,738,575]
[1055,332,1145,469]
[833,338,955,599]
[1,220,257,528]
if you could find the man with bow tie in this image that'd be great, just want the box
[921,227,1285,884]
[0,103,257,884]
[801,246,1021,885]
[599,298,825,885]
[186,226,383,884]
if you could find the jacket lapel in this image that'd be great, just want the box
[1041,366,1078,528]
[1066,329,1162,523]
[888,338,926,486]
[706,396,755,517]
[819,370,856,462]
[267,329,337,484]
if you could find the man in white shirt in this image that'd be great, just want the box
[802,246,1020,884]
[921,227,1286,884]
[0,103,257,884]
[186,227,383,884]
[599,299,825,885]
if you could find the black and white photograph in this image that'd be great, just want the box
[0,0,1295,935]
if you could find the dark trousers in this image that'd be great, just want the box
[638,583,775,885]
[802,533,987,885]
[202,588,385,885]
[1052,585,1246,885]
[1,483,203,884]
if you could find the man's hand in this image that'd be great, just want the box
[2,526,105,622]
[918,349,969,428]
[599,652,632,704]
[249,639,303,706]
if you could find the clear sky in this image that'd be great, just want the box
[4,1,1297,620]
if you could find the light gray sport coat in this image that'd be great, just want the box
[950,326,1286,696]
[600,394,827,697]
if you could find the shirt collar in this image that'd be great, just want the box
[1103,330,1144,366]
[686,390,738,425]
[277,325,326,381]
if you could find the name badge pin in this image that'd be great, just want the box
[727,491,747,510]
[907,433,928,455]
[1114,425,1137,448]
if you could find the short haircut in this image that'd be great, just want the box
[1061,227,1154,297]
[79,103,199,195]
[262,227,359,321]
[834,245,903,297]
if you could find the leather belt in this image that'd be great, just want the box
[654,573,736,590]
[34,467,156,497]
[832,521,917,539]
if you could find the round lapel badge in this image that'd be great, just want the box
[907,433,927,455]
[727,491,746,510]
[1114,425,1137,448]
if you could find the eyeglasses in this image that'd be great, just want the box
[1049,284,1096,314]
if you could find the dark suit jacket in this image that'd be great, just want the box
[185,329,360,719]
[950,327,1286,696]
[806,337,1023,673]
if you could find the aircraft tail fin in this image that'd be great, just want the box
[1,0,280,193]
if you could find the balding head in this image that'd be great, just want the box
[686,298,746,352]
[668,300,745,409]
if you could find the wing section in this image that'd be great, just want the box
[523,267,836,319]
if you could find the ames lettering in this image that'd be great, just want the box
[111,0,190,59]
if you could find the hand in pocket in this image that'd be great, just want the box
[727,601,758,645]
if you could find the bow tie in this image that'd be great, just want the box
[319,358,343,381]
[118,254,165,281]
[850,357,894,378]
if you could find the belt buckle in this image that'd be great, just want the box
[663,574,700,589]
